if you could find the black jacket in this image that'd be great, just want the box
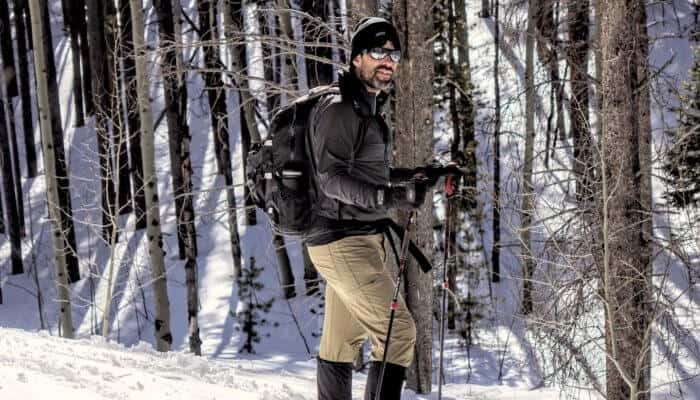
[304,72,403,245]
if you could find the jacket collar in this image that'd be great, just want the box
[338,71,389,117]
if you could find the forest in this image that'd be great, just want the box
[0,0,698,399]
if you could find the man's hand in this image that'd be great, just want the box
[413,163,465,187]
[376,180,429,209]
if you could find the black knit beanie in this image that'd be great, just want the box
[350,17,401,62]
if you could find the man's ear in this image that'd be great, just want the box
[352,54,362,69]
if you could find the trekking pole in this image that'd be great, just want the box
[375,209,417,400]
[438,174,457,400]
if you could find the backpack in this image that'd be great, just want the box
[246,85,339,237]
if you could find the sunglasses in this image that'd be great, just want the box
[365,47,402,63]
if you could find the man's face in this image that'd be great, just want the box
[352,40,399,93]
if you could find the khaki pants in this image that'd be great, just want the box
[307,233,416,368]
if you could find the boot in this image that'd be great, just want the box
[364,361,406,400]
[317,357,353,400]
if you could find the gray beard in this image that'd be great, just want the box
[363,75,393,92]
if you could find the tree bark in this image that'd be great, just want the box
[598,1,652,398]
[0,98,23,274]
[348,0,377,27]
[568,0,592,204]
[0,0,26,237]
[41,0,80,282]
[521,0,536,315]
[87,0,118,243]
[59,0,85,126]
[28,0,74,338]
[300,0,334,87]
[534,0,566,150]
[491,0,501,283]
[13,0,38,178]
[223,0,260,225]
[118,0,147,230]
[104,0,133,216]
[153,0,201,354]
[129,0,173,352]
[480,0,490,18]
[155,0,188,260]
[74,0,94,116]
[392,0,434,392]
[197,0,229,176]
[450,0,477,326]
[197,0,243,280]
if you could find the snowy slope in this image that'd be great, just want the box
[0,327,565,400]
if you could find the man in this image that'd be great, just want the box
[305,17,431,400]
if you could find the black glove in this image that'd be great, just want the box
[412,164,465,188]
[377,181,429,210]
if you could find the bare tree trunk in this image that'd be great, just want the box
[154,0,201,354]
[450,0,477,327]
[41,0,80,282]
[479,0,490,18]
[156,0,188,260]
[491,0,501,283]
[197,0,243,280]
[60,0,85,126]
[0,99,23,274]
[118,0,147,230]
[223,0,259,226]
[129,0,173,352]
[74,0,94,116]
[568,0,592,204]
[633,2,653,397]
[300,0,334,87]
[13,0,38,178]
[197,0,228,176]
[87,0,118,243]
[348,0,377,27]
[0,186,4,233]
[393,0,434,392]
[0,0,26,236]
[28,0,74,338]
[104,0,133,216]
[534,0,566,149]
[521,0,536,315]
[598,1,652,398]
[276,0,298,97]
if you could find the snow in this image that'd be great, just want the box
[0,327,567,400]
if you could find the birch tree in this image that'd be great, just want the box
[28,0,74,338]
[40,0,80,283]
[154,0,201,354]
[129,0,173,352]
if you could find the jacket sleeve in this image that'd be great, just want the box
[310,102,385,209]
[389,167,416,183]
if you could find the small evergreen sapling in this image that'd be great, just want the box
[234,257,275,353]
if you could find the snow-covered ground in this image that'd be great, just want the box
[0,327,565,400]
